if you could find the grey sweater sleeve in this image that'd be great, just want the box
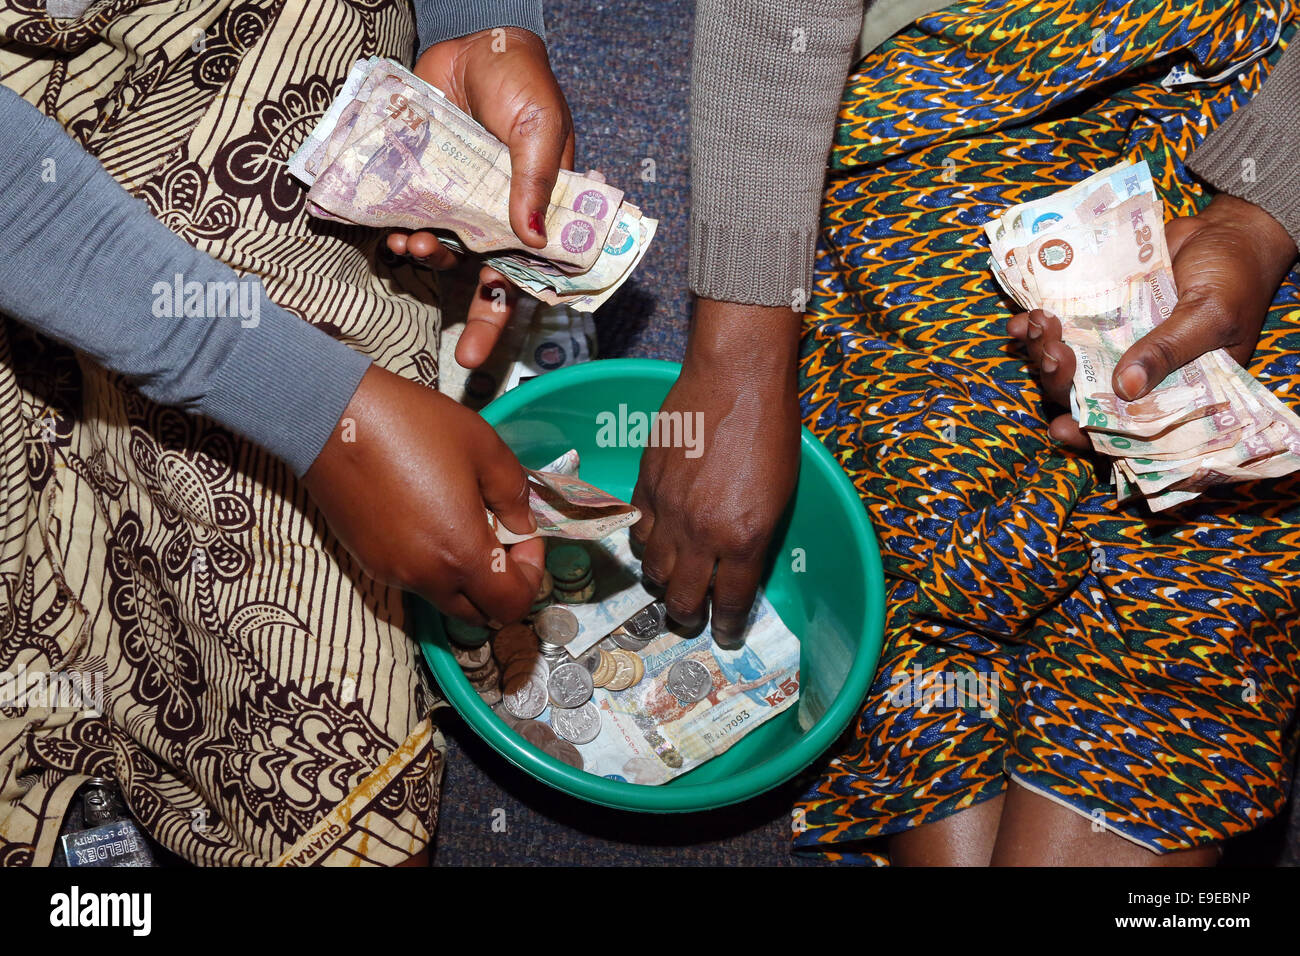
[689,0,863,307]
[1187,41,1300,247]
[414,0,546,59]
[0,84,371,477]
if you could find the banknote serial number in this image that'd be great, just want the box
[440,141,473,166]
[701,710,751,745]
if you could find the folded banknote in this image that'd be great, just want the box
[987,160,1300,510]
[289,58,655,311]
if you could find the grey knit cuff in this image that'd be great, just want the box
[205,295,372,477]
[415,0,546,59]
[1187,45,1300,247]
[689,217,817,307]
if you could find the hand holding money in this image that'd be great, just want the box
[303,366,545,625]
[487,449,641,545]
[1016,193,1297,442]
[990,161,1300,509]
[290,57,656,312]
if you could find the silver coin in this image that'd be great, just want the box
[577,647,602,674]
[547,662,594,709]
[608,632,650,655]
[551,701,602,744]
[666,658,712,704]
[623,601,667,640]
[502,672,548,719]
[534,606,580,646]
[598,636,618,652]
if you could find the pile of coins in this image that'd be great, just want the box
[446,540,673,770]
[547,544,594,604]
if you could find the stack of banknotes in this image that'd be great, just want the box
[986,160,1300,510]
[289,57,656,312]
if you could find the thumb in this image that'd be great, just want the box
[477,431,538,537]
[1112,289,1227,400]
[505,101,572,248]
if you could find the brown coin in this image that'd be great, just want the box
[452,642,494,671]
[467,661,500,689]
[518,719,559,750]
[551,739,584,770]
[629,652,645,687]
[501,658,546,695]
[591,649,617,688]
[605,649,640,692]
[493,623,538,666]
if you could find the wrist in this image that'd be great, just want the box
[1206,193,1298,278]
[683,298,801,390]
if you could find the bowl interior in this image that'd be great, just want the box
[411,358,884,812]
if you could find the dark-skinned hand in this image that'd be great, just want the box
[1009,193,1299,449]
[630,299,802,647]
[386,26,576,370]
[303,364,545,624]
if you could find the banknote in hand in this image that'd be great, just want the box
[987,159,1300,510]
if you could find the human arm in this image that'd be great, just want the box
[0,83,543,620]
[631,0,862,645]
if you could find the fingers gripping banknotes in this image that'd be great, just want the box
[289,58,656,311]
[487,450,640,545]
[986,159,1300,510]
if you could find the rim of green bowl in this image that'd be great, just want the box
[413,358,885,813]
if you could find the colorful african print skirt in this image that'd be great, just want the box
[0,0,446,865]
[794,0,1300,863]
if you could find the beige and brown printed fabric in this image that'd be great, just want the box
[0,0,450,866]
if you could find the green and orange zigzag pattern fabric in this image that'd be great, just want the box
[793,0,1300,863]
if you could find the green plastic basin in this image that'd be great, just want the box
[411,358,884,812]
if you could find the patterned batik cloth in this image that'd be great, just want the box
[793,0,1300,864]
[0,0,450,865]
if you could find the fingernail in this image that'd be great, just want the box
[1027,319,1042,340]
[1117,364,1148,399]
[1041,352,1058,373]
[528,211,545,237]
[479,281,507,301]
[713,630,746,651]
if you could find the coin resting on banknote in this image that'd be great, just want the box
[288,57,656,312]
[988,159,1300,510]
[445,452,803,786]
